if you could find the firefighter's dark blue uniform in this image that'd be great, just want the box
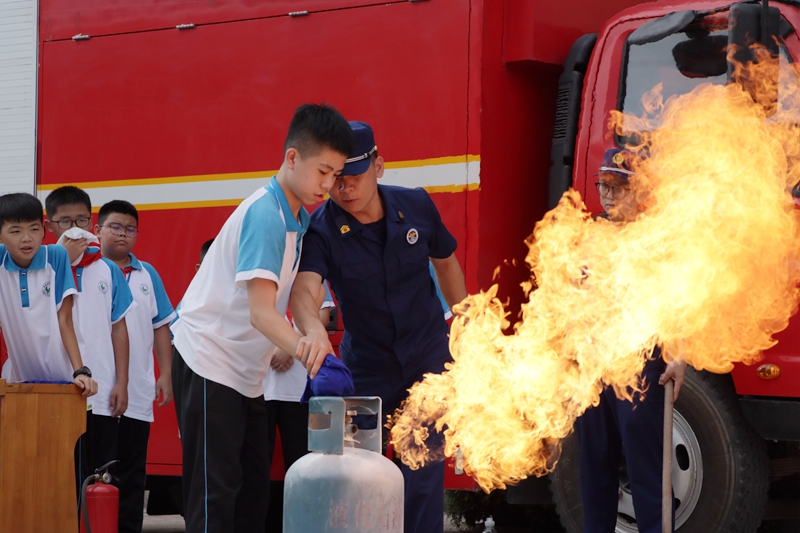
[575,351,674,533]
[299,183,456,533]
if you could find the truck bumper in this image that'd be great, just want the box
[739,396,800,441]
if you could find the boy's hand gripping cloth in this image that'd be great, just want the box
[300,354,355,403]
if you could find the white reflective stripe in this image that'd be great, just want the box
[37,159,481,210]
[0,0,37,195]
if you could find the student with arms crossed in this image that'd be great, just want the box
[0,192,97,397]
[170,103,353,533]
[45,186,136,497]
[95,200,175,533]
[290,121,467,533]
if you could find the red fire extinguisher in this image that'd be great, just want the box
[80,460,119,533]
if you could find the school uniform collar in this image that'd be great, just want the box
[267,177,310,233]
[329,185,405,239]
[125,253,143,271]
[3,245,47,271]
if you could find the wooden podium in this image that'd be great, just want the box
[0,380,86,533]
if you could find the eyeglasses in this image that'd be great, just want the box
[51,216,91,230]
[101,223,139,238]
[595,182,630,199]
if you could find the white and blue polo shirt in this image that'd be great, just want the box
[172,178,309,398]
[120,253,175,422]
[0,244,77,382]
[72,248,136,416]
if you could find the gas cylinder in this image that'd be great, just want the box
[80,462,119,533]
[284,397,404,533]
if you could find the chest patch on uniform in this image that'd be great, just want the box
[340,224,351,235]
[140,283,150,296]
[407,228,419,244]
[42,281,51,296]
[98,280,109,294]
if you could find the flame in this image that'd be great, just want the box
[390,50,800,492]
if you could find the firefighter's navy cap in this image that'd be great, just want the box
[343,121,377,176]
[598,148,636,179]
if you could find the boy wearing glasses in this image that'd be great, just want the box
[96,200,175,533]
[576,148,686,533]
[45,186,136,500]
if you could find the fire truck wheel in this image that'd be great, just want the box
[549,367,769,533]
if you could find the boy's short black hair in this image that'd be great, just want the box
[0,193,44,229]
[199,238,214,264]
[98,200,139,226]
[284,103,354,159]
[45,186,92,218]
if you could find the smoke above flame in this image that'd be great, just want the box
[389,51,800,492]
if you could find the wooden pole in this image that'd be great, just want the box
[662,379,674,533]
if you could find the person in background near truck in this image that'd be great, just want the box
[44,186,136,504]
[290,120,467,533]
[170,103,353,533]
[575,148,687,533]
[0,192,98,396]
[95,199,175,533]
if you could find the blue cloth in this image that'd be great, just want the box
[299,354,355,403]
[299,185,456,381]
[575,353,674,533]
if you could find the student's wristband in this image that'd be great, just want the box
[73,366,92,379]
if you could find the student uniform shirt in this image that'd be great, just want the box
[0,244,77,381]
[73,248,136,416]
[122,254,175,422]
[299,185,457,380]
[172,178,309,399]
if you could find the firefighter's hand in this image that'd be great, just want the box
[271,349,294,373]
[62,237,88,264]
[74,375,98,398]
[155,373,173,406]
[659,359,687,401]
[296,330,332,379]
[109,381,128,417]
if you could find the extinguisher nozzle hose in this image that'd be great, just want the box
[80,473,100,533]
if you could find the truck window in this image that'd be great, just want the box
[619,27,797,132]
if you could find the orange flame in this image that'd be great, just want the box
[390,51,800,492]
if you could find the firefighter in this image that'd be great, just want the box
[291,121,467,533]
[575,148,687,533]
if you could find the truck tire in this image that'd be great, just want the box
[549,368,768,533]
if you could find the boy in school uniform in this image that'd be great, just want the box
[170,103,353,533]
[95,200,175,533]
[0,192,97,396]
[44,186,136,492]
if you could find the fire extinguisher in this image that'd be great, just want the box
[79,460,119,533]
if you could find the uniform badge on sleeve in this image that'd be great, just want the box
[407,228,419,244]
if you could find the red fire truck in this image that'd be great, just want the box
[1,0,798,531]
